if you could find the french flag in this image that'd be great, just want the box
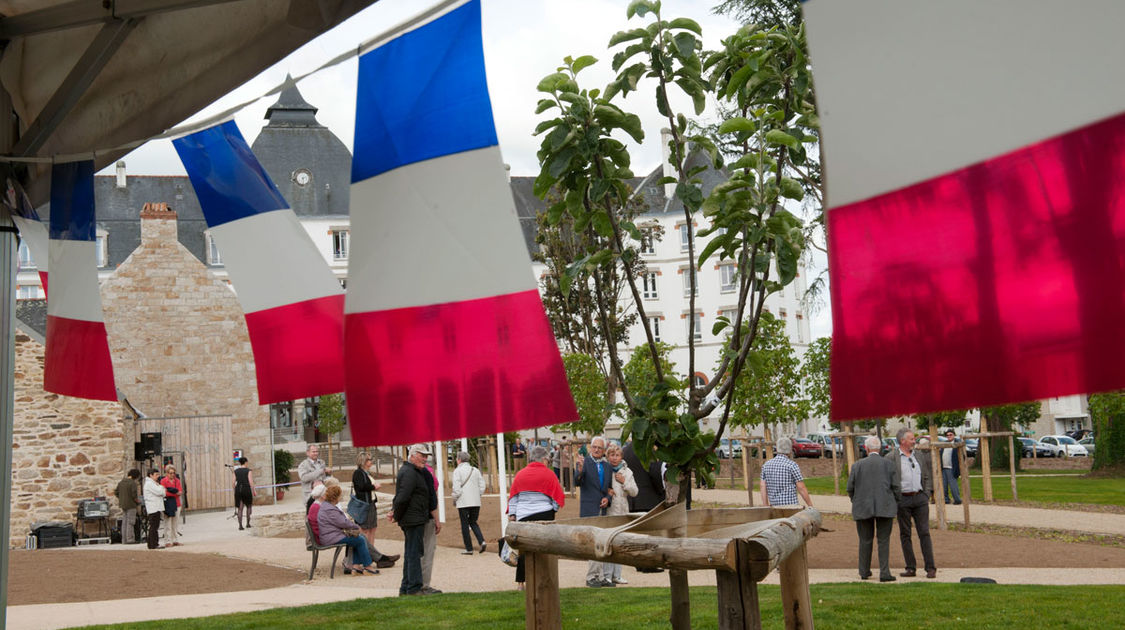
[174,121,345,404]
[344,0,577,445]
[45,161,116,401]
[804,1,1125,420]
[7,178,49,293]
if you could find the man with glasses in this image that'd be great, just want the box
[885,428,936,578]
[574,436,612,587]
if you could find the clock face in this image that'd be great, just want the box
[294,169,311,186]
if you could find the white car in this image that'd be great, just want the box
[1038,435,1089,457]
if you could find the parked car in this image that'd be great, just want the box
[1038,435,1089,457]
[718,438,742,459]
[964,439,979,458]
[1078,437,1096,457]
[1018,437,1053,458]
[807,433,845,456]
[880,437,898,456]
[791,438,823,458]
[1067,429,1093,441]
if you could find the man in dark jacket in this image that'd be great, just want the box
[848,436,899,582]
[114,469,142,544]
[392,443,439,596]
[574,436,612,587]
[623,442,664,512]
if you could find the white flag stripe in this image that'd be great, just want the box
[12,214,48,271]
[346,145,535,314]
[46,240,103,322]
[804,0,1125,208]
[209,210,344,314]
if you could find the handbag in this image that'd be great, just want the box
[499,539,519,567]
[347,493,371,524]
[163,496,177,517]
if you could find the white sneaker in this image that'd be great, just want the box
[613,577,628,584]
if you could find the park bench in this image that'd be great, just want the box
[305,518,348,579]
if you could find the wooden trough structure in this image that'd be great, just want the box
[506,502,822,630]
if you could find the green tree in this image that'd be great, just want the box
[556,353,614,437]
[532,0,814,508]
[722,312,803,452]
[799,336,830,420]
[976,402,1040,472]
[1087,392,1125,472]
[713,0,804,28]
[317,394,346,469]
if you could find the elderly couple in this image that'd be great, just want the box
[505,437,639,590]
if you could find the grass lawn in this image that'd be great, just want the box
[802,474,1125,506]
[74,584,1125,629]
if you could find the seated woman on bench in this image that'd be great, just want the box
[317,484,380,575]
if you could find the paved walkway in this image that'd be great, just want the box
[7,488,1125,629]
[695,489,1125,536]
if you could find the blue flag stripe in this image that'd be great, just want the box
[174,121,290,227]
[351,0,497,183]
[49,161,96,241]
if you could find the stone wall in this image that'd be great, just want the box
[100,203,272,504]
[9,332,125,548]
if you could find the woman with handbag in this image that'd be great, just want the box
[351,453,399,569]
[318,484,379,575]
[160,464,183,547]
[451,450,486,555]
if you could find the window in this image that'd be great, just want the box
[686,312,702,342]
[269,401,294,429]
[681,267,699,297]
[648,316,662,342]
[720,308,739,326]
[16,285,42,300]
[205,232,223,266]
[642,271,658,299]
[779,308,788,319]
[692,373,707,388]
[95,232,108,267]
[679,224,691,252]
[17,242,34,268]
[640,228,656,255]
[332,229,349,261]
[720,264,737,293]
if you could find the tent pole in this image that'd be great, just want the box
[497,432,508,537]
[1,207,17,630]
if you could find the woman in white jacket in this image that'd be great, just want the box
[142,469,167,550]
[451,451,487,554]
[605,442,638,584]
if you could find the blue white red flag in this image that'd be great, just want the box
[6,177,49,293]
[804,0,1125,420]
[174,121,345,404]
[345,0,576,445]
[45,161,116,400]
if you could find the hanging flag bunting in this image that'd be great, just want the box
[173,121,345,404]
[804,0,1125,420]
[5,177,49,293]
[45,161,116,401]
[345,0,576,445]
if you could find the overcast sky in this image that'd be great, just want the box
[104,0,831,339]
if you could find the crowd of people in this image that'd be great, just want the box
[110,431,951,593]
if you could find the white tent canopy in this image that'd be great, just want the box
[0,0,378,203]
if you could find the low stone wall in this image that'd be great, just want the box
[252,494,394,538]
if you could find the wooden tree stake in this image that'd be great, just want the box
[929,422,945,529]
[524,551,561,630]
[980,436,993,502]
[779,543,814,630]
[1007,435,1018,501]
[669,569,691,630]
[717,541,762,630]
[957,443,971,527]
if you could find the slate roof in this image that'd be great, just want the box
[14,298,46,341]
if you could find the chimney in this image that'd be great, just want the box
[115,161,127,188]
[660,128,675,199]
[140,202,177,244]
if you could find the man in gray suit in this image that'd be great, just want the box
[848,436,899,582]
[884,427,936,578]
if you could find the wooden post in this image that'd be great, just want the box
[716,541,762,630]
[568,443,578,499]
[843,423,856,474]
[980,436,993,502]
[1008,435,1018,501]
[764,426,775,459]
[830,437,839,496]
[929,422,945,530]
[779,543,814,630]
[957,443,971,527]
[524,551,561,630]
[669,569,691,630]
[741,439,752,505]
